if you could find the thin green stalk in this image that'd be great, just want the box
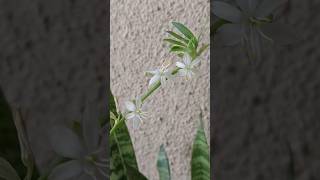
[141,68,179,103]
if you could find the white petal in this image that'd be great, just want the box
[145,70,157,74]
[176,62,185,68]
[50,126,85,159]
[135,97,142,109]
[183,55,191,65]
[132,118,140,129]
[125,101,136,112]
[160,76,167,85]
[126,112,137,120]
[187,71,194,79]
[178,69,188,77]
[48,160,83,180]
[149,75,160,87]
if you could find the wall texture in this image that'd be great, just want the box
[111,0,210,179]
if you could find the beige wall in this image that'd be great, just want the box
[111,0,210,179]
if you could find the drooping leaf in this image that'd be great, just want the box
[0,157,21,180]
[212,1,243,23]
[157,145,171,180]
[166,31,189,44]
[211,19,229,36]
[191,123,210,180]
[214,23,244,46]
[172,22,196,40]
[164,38,186,47]
[0,88,24,177]
[109,89,117,120]
[197,44,209,57]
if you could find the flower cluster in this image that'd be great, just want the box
[125,53,202,127]
[108,22,208,132]
[212,0,297,61]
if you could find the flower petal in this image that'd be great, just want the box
[48,160,83,180]
[82,104,100,152]
[212,1,243,23]
[177,69,188,77]
[125,101,136,112]
[176,62,185,68]
[126,112,137,120]
[132,118,140,129]
[183,55,191,65]
[149,75,160,87]
[50,126,85,159]
[236,0,260,14]
[215,24,244,46]
[255,0,287,18]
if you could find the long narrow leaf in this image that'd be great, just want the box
[109,89,140,180]
[191,124,210,180]
[166,31,189,43]
[0,88,24,177]
[170,46,187,54]
[197,44,209,56]
[157,145,171,180]
[172,22,196,40]
[164,38,186,47]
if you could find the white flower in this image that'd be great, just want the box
[176,54,200,79]
[146,61,172,87]
[48,105,107,180]
[125,98,147,128]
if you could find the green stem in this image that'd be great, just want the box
[141,68,179,103]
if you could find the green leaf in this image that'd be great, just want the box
[0,157,21,180]
[172,22,196,40]
[109,89,140,180]
[127,165,148,180]
[163,38,186,47]
[109,89,117,119]
[211,19,229,35]
[191,123,210,180]
[166,31,189,44]
[170,46,187,54]
[110,120,140,180]
[197,44,209,56]
[157,145,171,180]
[0,88,24,178]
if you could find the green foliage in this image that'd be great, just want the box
[0,157,20,180]
[165,22,208,59]
[157,145,171,180]
[155,119,210,180]
[191,123,210,180]
[109,89,147,180]
[0,88,40,180]
[0,88,24,178]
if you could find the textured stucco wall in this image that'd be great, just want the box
[111,0,210,179]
